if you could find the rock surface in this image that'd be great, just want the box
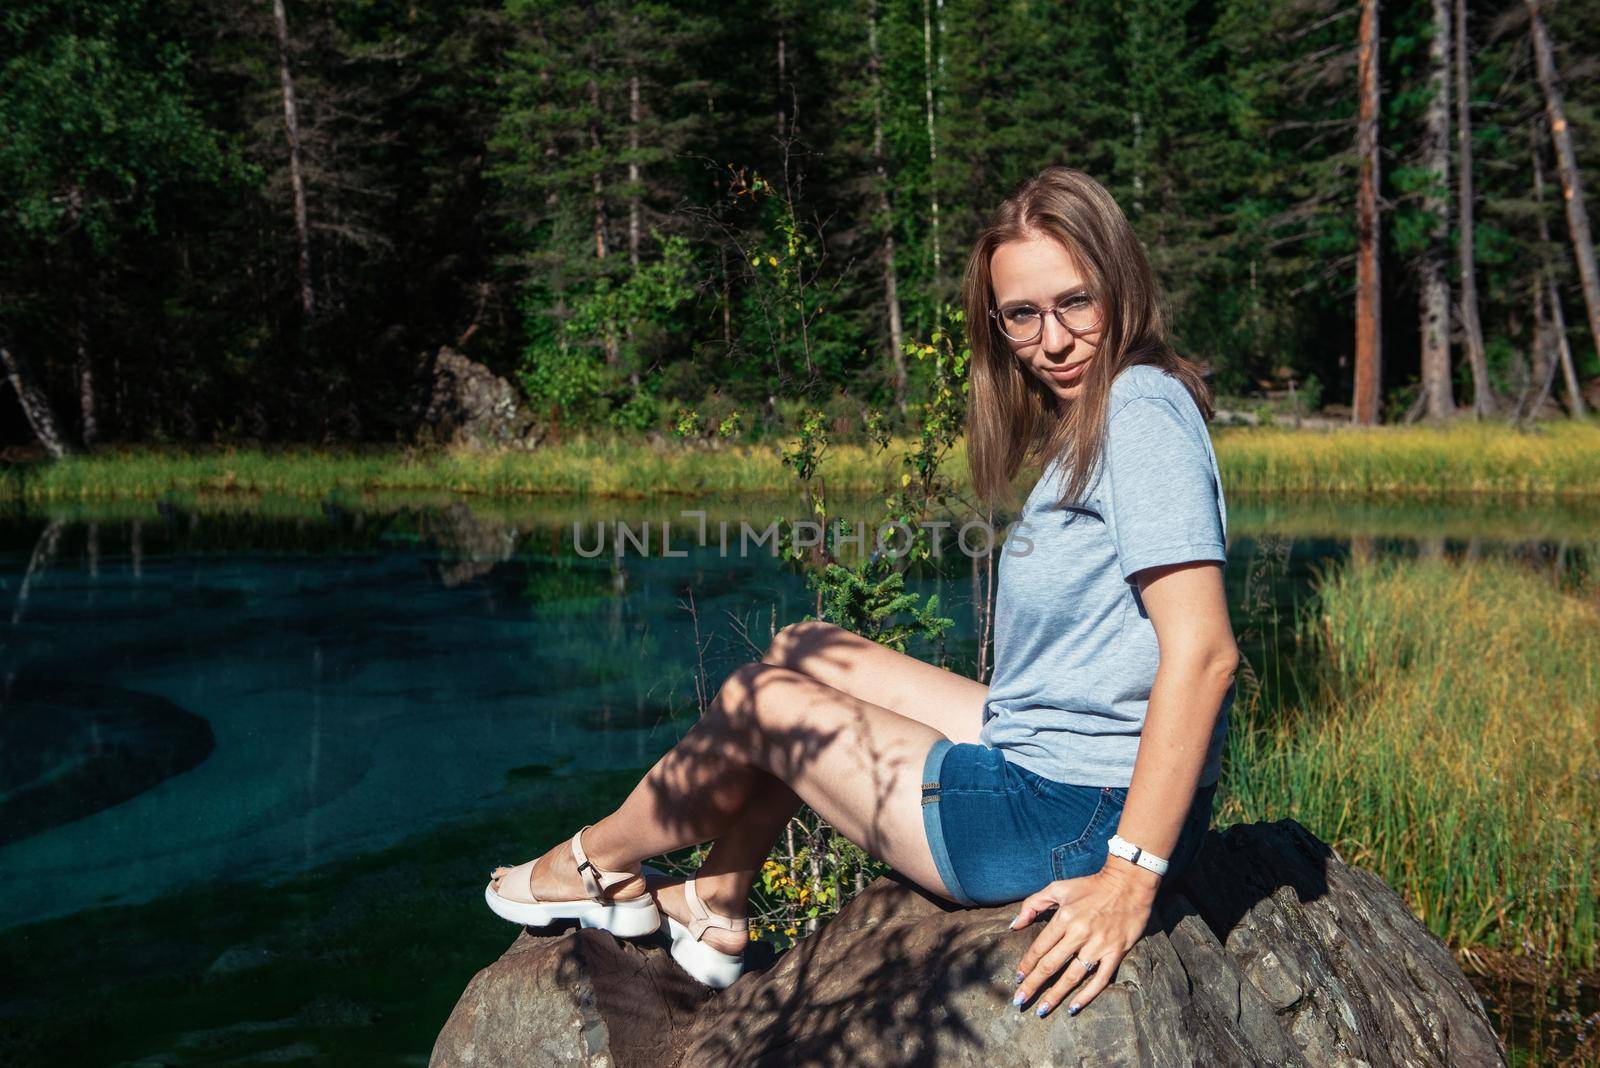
[431,820,1506,1067]
[417,346,541,449]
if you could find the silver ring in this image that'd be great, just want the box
[1074,955,1099,974]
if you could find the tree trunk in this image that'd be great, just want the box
[869,0,907,414]
[584,6,617,366]
[1547,275,1586,417]
[0,344,74,458]
[1524,272,1559,424]
[1526,0,1600,380]
[272,0,316,323]
[628,70,640,271]
[75,316,97,447]
[1455,0,1492,416]
[1533,111,1589,417]
[1352,0,1382,426]
[1419,0,1454,420]
[63,184,99,447]
[776,16,787,142]
[922,0,943,288]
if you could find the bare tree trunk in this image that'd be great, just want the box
[74,315,97,447]
[1533,116,1589,417]
[1419,0,1454,419]
[61,184,99,447]
[628,71,640,271]
[868,0,907,414]
[1527,0,1600,380]
[626,63,641,389]
[777,16,787,142]
[0,344,74,458]
[1352,0,1382,426]
[272,0,316,323]
[1524,272,1560,424]
[1455,0,1492,415]
[584,8,617,367]
[922,0,943,287]
[1547,276,1586,417]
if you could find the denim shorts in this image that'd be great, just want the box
[919,738,1217,906]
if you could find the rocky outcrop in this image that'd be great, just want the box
[417,346,541,449]
[431,820,1506,1067]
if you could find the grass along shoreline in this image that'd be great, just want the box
[8,420,1600,501]
[1221,554,1600,973]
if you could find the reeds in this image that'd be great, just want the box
[1222,555,1600,969]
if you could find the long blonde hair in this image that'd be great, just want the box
[962,165,1213,511]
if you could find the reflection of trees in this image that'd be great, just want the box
[10,517,64,625]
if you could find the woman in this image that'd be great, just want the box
[485,165,1239,1019]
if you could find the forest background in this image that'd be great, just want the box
[2,0,1598,455]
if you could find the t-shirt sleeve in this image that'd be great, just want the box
[1101,396,1227,582]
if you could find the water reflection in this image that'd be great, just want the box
[2,491,1595,1060]
[4,492,1593,930]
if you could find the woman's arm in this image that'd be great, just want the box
[1010,558,1238,1017]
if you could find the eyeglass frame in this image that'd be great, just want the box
[987,293,1103,345]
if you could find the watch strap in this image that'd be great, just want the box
[1107,833,1169,876]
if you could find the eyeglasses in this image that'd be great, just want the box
[988,293,1101,345]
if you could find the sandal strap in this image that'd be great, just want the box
[684,877,749,942]
[570,825,638,900]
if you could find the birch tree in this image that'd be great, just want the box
[272,0,315,323]
[1418,0,1454,419]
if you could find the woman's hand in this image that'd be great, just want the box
[1007,863,1160,1018]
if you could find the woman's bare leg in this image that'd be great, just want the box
[491,661,957,916]
[679,621,988,928]
[761,620,988,743]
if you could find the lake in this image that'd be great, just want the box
[1,492,1593,1064]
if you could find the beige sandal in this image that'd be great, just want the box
[663,876,749,989]
[484,825,660,938]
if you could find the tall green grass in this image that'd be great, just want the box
[9,419,1600,500]
[1216,420,1600,498]
[1222,555,1600,969]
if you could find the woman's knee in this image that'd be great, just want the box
[761,619,847,670]
[710,661,818,740]
[709,661,780,730]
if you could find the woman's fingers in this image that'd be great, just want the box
[1015,917,1089,1008]
[1007,885,1061,931]
[1055,946,1123,1016]
[1012,913,1062,983]
[1039,940,1115,1016]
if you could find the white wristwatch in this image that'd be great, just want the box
[1106,834,1169,876]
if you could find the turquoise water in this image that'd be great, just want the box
[0,494,1591,1064]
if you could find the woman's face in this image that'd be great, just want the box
[989,234,1103,407]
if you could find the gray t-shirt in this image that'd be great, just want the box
[979,363,1232,788]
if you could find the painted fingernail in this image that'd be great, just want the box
[1014,970,1026,984]
[1068,1003,1081,1016]
[1012,991,1026,1008]
[1008,914,1021,929]
[1036,1001,1051,1017]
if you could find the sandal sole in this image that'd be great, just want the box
[484,884,661,938]
[666,914,747,990]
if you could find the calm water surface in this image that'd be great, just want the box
[1,493,1592,1065]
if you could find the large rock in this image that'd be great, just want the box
[418,346,541,449]
[430,926,715,1067]
[431,820,1506,1067]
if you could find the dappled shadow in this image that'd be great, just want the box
[618,620,968,906]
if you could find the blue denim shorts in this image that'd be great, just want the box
[919,738,1217,906]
